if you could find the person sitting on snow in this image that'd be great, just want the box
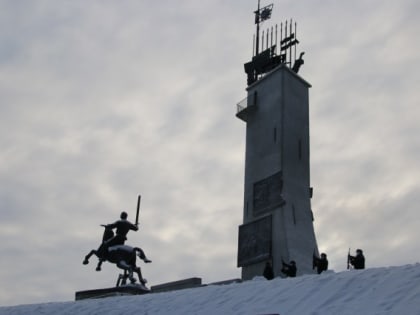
[281,260,297,277]
[263,261,274,280]
[348,249,365,270]
[313,252,329,274]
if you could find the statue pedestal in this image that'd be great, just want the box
[75,284,150,301]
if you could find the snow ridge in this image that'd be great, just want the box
[1,264,420,315]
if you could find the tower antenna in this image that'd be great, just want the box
[254,0,273,56]
[245,1,305,85]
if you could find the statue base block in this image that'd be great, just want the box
[75,284,150,301]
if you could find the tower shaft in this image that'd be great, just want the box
[237,65,319,279]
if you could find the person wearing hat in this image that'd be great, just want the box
[313,252,329,274]
[348,249,365,269]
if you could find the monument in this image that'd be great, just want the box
[237,1,319,280]
[77,195,152,300]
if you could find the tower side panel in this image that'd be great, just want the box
[280,69,318,275]
[240,69,287,280]
[243,69,284,223]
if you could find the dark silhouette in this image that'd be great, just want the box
[348,249,365,269]
[292,52,305,73]
[313,252,329,274]
[106,245,147,285]
[104,211,138,248]
[83,224,151,285]
[281,260,297,277]
[263,261,274,280]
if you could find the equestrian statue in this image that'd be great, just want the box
[83,196,151,287]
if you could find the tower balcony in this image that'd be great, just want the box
[236,91,257,122]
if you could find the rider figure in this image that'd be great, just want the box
[105,211,138,248]
[83,210,151,278]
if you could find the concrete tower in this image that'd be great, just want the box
[236,3,318,280]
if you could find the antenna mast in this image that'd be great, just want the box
[245,1,304,86]
[255,0,261,56]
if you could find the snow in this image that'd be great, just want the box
[1,264,420,315]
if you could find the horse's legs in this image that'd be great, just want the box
[83,250,96,265]
[122,270,129,285]
[128,269,136,284]
[134,266,147,285]
[116,271,128,287]
[115,260,137,284]
[96,259,104,271]
[83,249,105,271]
[116,273,122,287]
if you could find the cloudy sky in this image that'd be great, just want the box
[1,0,419,306]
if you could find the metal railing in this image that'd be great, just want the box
[236,91,257,115]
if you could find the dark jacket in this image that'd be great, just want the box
[108,219,138,238]
[105,219,138,247]
[349,253,365,269]
[281,261,297,277]
[263,262,274,280]
[313,255,328,274]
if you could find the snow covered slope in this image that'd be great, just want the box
[1,264,420,315]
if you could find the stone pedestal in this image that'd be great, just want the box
[151,277,203,293]
[75,285,150,301]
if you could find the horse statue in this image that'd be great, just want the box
[83,225,151,286]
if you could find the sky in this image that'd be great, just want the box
[1,0,419,306]
[1,264,420,314]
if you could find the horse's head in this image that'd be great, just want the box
[101,224,114,242]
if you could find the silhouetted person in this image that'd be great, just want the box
[313,252,329,274]
[348,249,365,269]
[263,261,274,280]
[281,260,297,278]
[105,211,138,248]
[292,52,305,73]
